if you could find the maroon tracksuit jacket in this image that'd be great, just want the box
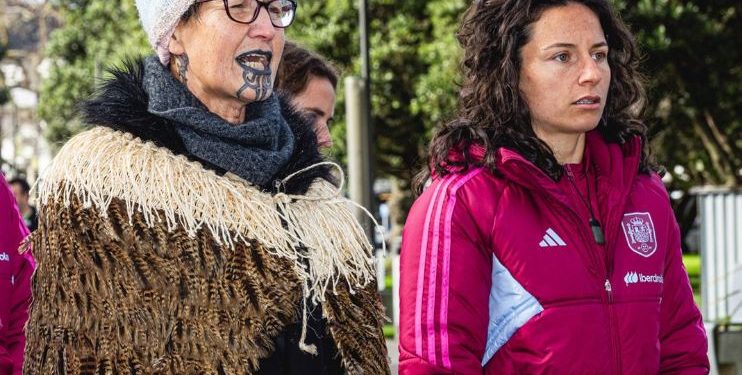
[399,131,708,374]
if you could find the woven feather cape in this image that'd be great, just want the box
[23,127,389,374]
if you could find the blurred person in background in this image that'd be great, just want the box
[23,0,389,374]
[275,41,338,150]
[8,177,37,232]
[0,175,34,375]
[398,0,708,373]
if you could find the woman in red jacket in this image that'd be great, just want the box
[0,175,34,375]
[399,0,709,373]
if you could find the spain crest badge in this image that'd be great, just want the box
[621,212,657,257]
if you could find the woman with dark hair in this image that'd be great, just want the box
[23,0,389,374]
[399,0,708,373]
[275,41,339,149]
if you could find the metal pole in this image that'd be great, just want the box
[358,0,376,240]
[345,76,373,238]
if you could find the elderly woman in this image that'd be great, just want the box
[399,0,708,373]
[24,1,389,374]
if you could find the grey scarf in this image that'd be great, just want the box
[142,56,294,187]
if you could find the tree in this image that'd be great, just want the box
[615,0,741,248]
[38,0,149,150]
[288,0,740,243]
[39,0,466,185]
[288,0,467,237]
[39,0,739,243]
[617,0,741,188]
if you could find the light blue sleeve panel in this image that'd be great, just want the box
[482,255,544,366]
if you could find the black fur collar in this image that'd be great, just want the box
[80,58,334,195]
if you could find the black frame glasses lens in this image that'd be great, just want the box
[266,0,297,27]
[222,0,297,28]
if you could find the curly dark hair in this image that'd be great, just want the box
[416,0,654,193]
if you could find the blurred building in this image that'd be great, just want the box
[0,0,58,181]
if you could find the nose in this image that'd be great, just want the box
[315,122,333,149]
[247,6,277,40]
[578,56,603,86]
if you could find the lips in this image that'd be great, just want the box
[573,96,601,105]
[236,50,272,75]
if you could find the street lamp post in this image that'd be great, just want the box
[359,0,375,231]
[346,0,377,243]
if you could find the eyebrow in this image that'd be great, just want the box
[308,108,326,117]
[543,41,608,50]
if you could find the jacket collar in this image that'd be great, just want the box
[495,129,642,198]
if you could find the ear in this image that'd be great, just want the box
[168,23,187,56]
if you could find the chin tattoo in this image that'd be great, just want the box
[236,68,272,101]
[235,51,273,101]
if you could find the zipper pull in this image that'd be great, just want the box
[605,279,613,303]
[589,218,605,245]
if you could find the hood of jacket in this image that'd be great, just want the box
[495,130,642,204]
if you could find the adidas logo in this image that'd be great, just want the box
[539,228,566,247]
[0,252,9,262]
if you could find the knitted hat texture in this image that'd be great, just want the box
[135,0,196,65]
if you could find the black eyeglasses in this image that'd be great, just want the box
[197,0,297,28]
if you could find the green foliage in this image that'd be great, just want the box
[288,0,466,189]
[383,324,395,338]
[412,1,467,131]
[288,0,740,189]
[41,0,740,193]
[611,0,741,243]
[682,253,701,305]
[39,0,149,149]
[617,0,741,188]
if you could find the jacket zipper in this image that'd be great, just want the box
[565,165,622,375]
[604,279,622,374]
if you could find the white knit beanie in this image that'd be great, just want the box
[135,0,196,65]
